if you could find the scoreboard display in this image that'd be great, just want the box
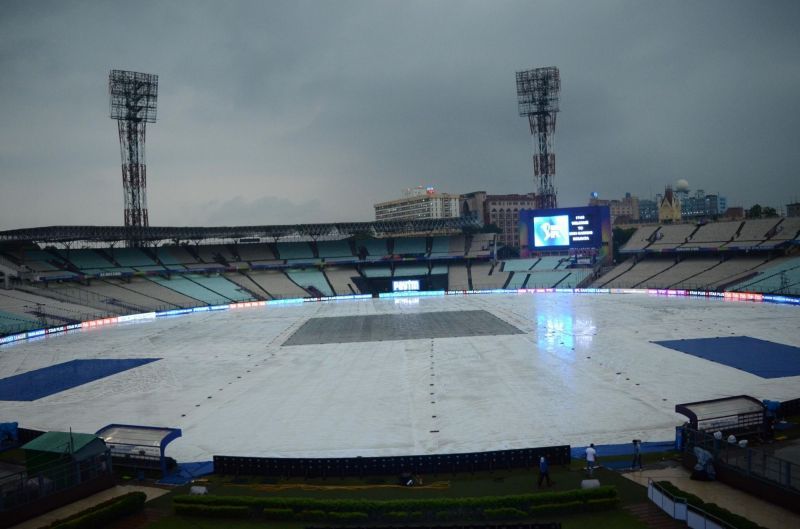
[520,206,610,250]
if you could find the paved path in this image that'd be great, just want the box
[623,466,799,529]
[623,502,684,529]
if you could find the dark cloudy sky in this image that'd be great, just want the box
[1,0,798,229]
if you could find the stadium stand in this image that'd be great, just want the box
[57,249,115,271]
[429,236,451,257]
[603,258,676,288]
[23,281,144,315]
[246,270,309,299]
[393,263,429,277]
[75,278,185,311]
[559,269,592,288]
[286,268,334,297]
[430,264,448,276]
[355,239,388,260]
[148,275,231,305]
[532,256,562,270]
[0,287,114,325]
[448,235,467,256]
[466,233,494,258]
[0,306,39,334]
[362,266,392,278]
[195,244,237,264]
[20,249,67,272]
[225,272,270,299]
[683,221,740,248]
[758,217,800,248]
[393,237,426,255]
[447,263,469,290]
[234,243,280,264]
[592,259,636,287]
[726,257,800,293]
[502,258,539,272]
[324,266,361,295]
[647,224,697,250]
[640,258,720,288]
[107,247,158,267]
[620,225,660,252]
[190,274,255,302]
[470,262,508,289]
[276,242,314,260]
[526,271,572,288]
[505,272,528,289]
[156,246,196,266]
[674,256,768,290]
[316,240,353,260]
[725,218,782,248]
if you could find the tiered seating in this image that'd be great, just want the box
[235,243,280,264]
[604,259,676,288]
[645,258,719,288]
[108,248,159,268]
[448,235,467,256]
[58,249,115,271]
[558,269,592,288]
[286,269,333,297]
[277,242,314,260]
[447,263,469,290]
[26,282,137,315]
[317,240,353,261]
[0,307,39,334]
[429,264,448,275]
[356,239,388,260]
[225,273,270,299]
[429,237,451,257]
[532,256,562,270]
[621,225,660,251]
[726,257,800,293]
[502,258,539,272]
[467,233,494,257]
[362,266,392,278]
[246,270,309,299]
[148,275,231,305]
[195,245,237,264]
[683,221,740,248]
[156,246,196,267]
[676,257,766,290]
[393,237,426,255]
[0,288,113,323]
[470,262,508,289]
[114,277,204,308]
[523,271,571,288]
[324,267,361,296]
[648,224,697,250]
[759,218,800,248]
[21,250,66,272]
[505,272,528,289]
[592,260,635,287]
[78,279,183,312]
[190,275,255,302]
[726,219,781,248]
[394,264,429,277]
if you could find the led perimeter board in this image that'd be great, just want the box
[519,205,611,261]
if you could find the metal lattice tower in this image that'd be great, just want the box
[109,70,158,244]
[516,67,560,209]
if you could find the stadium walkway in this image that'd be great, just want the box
[10,484,168,529]
[623,465,799,529]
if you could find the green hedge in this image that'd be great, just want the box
[173,486,619,522]
[483,507,528,520]
[174,504,250,519]
[262,507,294,520]
[48,492,146,529]
[656,481,767,529]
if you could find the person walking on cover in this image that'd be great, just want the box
[537,455,552,488]
[631,439,642,470]
[585,443,597,477]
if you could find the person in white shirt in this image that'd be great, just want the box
[585,443,597,477]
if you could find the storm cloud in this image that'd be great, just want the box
[1,0,798,229]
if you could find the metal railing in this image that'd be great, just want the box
[648,479,737,529]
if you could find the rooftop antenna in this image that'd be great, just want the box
[109,70,159,246]
[516,67,560,210]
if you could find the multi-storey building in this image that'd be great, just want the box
[374,186,461,221]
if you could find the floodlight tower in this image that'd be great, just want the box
[516,67,560,209]
[109,70,158,244]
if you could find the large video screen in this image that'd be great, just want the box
[520,206,610,250]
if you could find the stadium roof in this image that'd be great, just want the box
[0,217,482,244]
